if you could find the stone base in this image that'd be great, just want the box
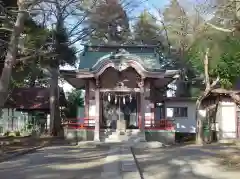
[117,120,126,132]
[139,131,146,142]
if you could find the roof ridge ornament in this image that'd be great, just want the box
[117,61,128,71]
[116,48,129,54]
[111,48,130,59]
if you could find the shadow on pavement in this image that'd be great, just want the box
[133,144,240,179]
[0,145,112,179]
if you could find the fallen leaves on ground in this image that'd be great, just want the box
[202,145,240,170]
[216,148,240,169]
[0,136,53,155]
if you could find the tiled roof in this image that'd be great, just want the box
[78,45,163,71]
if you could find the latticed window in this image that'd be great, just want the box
[167,107,188,117]
[173,107,188,117]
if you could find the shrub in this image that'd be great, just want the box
[3,131,10,136]
[15,131,21,136]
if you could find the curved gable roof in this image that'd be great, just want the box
[78,45,162,71]
[91,49,162,72]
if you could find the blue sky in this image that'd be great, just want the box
[148,0,169,7]
[135,0,169,15]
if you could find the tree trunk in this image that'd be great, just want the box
[29,74,36,87]
[49,1,64,137]
[195,48,219,144]
[0,2,27,107]
[195,97,204,144]
[49,66,62,136]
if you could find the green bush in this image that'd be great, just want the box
[15,131,21,136]
[4,131,10,136]
[3,131,17,137]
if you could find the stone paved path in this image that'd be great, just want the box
[120,146,140,179]
[0,143,141,179]
[100,145,141,179]
[133,145,240,179]
[101,146,121,179]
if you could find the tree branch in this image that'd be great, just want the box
[206,22,234,33]
[0,27,13,32]
[210,76,220,88]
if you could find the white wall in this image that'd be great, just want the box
[88,81,96,126]
[165,101,196,133]
[144,81,154,126]
[218,99,237,139]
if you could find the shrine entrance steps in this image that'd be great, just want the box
[100,129,142,144]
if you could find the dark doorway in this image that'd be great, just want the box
[120,95,138,129]
[101,93,138,129]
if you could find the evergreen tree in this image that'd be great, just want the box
[0,0,17,72]
[133,10,163,45]
[83,0,130,44]
[64,89,84,118]
[48,6,77,136]
[11,18,50,88]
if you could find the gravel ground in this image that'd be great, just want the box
[133,144,240,179]
[0,145,110,179]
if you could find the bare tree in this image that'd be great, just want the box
[195,48,219,144]
[190,0,240,143]
[149,1,207,97]
[149,1,222,144]
[194,0,240,33]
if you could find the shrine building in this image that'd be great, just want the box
[60,45,184,143]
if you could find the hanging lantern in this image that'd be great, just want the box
[115,96,117,104]
[123,96,126,104]
[108,93,111,102]
[129,94,132,102]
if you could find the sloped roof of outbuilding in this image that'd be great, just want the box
[4,87,67,111]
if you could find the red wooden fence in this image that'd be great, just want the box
[62,118,175,130]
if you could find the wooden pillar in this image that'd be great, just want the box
[94,78,100,141]
[99,93,103,127]
[140,92,145,130]
[138,78,146,141]
[163,101,166,119]
[137,93,140,128]
[84,81,89,119]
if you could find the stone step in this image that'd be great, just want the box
[101,134,140,139]
[105,135,128,140]
[126,130,140,133]
[100,130,142,143]
[104,138,122,142]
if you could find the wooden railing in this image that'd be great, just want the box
[62,118,175,131]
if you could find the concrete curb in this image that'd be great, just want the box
[0,143,49,163]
